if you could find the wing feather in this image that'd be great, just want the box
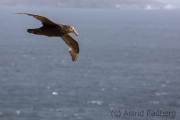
[60,35,79,61]
[14,12,58,26]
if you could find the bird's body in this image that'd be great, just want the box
[14,13,79,61]
[28,24,69,37]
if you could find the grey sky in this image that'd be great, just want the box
[157,0,180,6]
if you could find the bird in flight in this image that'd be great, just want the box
[13,13,79,62]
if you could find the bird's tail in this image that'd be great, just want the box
[27,28,42,35]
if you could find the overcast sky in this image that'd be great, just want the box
[157,0,180,6]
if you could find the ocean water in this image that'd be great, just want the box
[0,7,180,120]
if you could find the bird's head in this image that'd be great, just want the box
[68,26,78,36]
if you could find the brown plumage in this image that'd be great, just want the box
[13,13,79,62]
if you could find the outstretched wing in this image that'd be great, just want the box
[60,35,79,62]
[14,12,58,26]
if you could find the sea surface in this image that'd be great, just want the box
[0,7,180,120]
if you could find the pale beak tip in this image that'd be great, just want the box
[74,30,78,36]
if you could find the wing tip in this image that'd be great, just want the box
[69,48,78,62]
[12,12,35,15]
[12,12,23,14]
[72,54,78,62]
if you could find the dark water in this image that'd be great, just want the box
[0,7,180,120]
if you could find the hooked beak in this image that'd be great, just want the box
[73,29,78,36]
